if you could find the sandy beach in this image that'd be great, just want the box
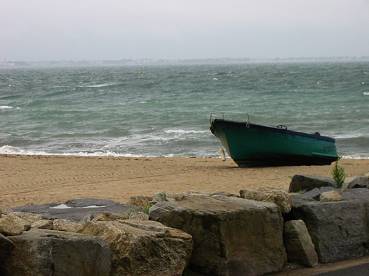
[0,154,367,209]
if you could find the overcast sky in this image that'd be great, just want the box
[1,0,369,61]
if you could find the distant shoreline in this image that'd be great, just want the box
[1,56,369,69]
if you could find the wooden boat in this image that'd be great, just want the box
[210,116,338,167]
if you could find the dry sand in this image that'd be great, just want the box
[0,155,368,208]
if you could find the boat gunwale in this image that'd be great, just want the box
[211,119,336,143]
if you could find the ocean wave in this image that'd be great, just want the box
[0,105,19,110]
[1,145,368,159]
[363,92,369,96]
[165,129,208,134]
[342,155,369,160]
[0,145,149,157]
[77,82,120,88]
[334,133,364,139]
[0,145,49,155]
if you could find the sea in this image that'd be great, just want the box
[0,61,368,158]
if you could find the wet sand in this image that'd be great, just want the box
[0,155,368,208]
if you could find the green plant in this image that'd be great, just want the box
[142,203,152,214]
[331,159,346,188]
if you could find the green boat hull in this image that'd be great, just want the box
[210,119,338,167]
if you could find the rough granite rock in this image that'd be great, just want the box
[289,175,336,193]
[347,176,369,189]
[53,219,84,232]
[152,192,168,203]
[0,213,31,236]
[319,190,343,202]
[12,198,140,221]
[289,187,335,208]
[0,233,14,262]
[128,211,149,220]
[290,200,369,263]
[284,220,318,267]
[240,189,291,213]
[342,188,369,201]
[79,219,192,276]
[12,212,43,224]
[4,229,111,276]
[31,219,54,230]
[149,194,286,276]
[91,212,129,222]
[129,195,153,208]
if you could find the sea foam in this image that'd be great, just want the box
[77,82,119,88]
[0,145,149,157]
[165,129,208,134]
[0,105,14,110]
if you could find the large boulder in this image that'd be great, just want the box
[149,194,286,276]
[80,219,192,276]
[347,176,369,189]
[289,187,335,208]
[0,213,31,236]
[12,198,140,221]
[53,218,84,232]
[31,219,54,230]
[290,199,369,263]
[4,229,111,276]
[289,175,336,193]
[11,212,43,224]
[0,233,14,265]
[240,189,291,213]
[284,220,318,267]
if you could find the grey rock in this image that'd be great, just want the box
[289,175,336,193]
[129,195,153,208]
[31,219,53,230]
[12,198,140,222]
[4,229,111,276]
[149,194,286,276]
[0,213,31,236]
[151,192,168,203]
[284,220,318,267]
[11,212,43,223]
[240,188,291,213]
[52,219,84,232]
[290,187,335,208]
[0,233,14,266]
[80,219,192,276]
[342,188,369,202]
[210,191,239,197]
[290,200,369,263]
[347,176,369,189]
[319,190,343,202]
[128,211,149,220]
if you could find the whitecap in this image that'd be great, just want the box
[342,155,369,160]
[0,145,151,158]
[0,145,49,155]
[165,129,208,134]
[81,205,106,208]
[334,133,363,139]
[78,82,118,88]
[213,77,218,81]
[363,92,369,96]
[50,204,72,209]
[0,105,13,110]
